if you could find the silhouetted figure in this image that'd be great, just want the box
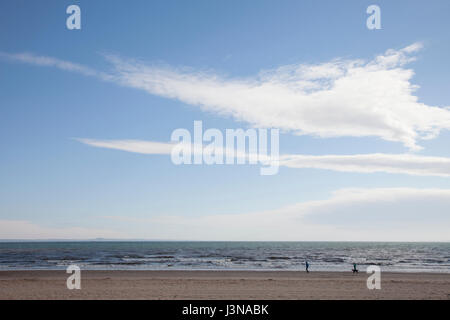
[305,260,309,273]
[352,263,358,273]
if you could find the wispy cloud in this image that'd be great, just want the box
[104,42,450,151]
[75,138,175,155]
[77,137,450,177]
[3,44,450,150]
[0,51,111,80]
[105,188,450,241]
[75,137,268,162]
[279,153,450,177]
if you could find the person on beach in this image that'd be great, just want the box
[352,263,358,273]
[305,260,309,273]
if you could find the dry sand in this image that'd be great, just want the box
[0,270,449,300]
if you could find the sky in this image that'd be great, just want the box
[0,0,450,241]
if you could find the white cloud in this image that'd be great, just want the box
[76,137,265,162]
[75,138,175,155]
[105,188,450,241]
[3,44,450,150]
[77,137,450,177]
[0,52,104,78]
[279,153,450,176]
[105,43,450,150]
[0,220,128,240]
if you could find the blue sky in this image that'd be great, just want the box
[1,0,450,240]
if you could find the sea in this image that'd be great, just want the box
[0,241,449,273]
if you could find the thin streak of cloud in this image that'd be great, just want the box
[77,137,450,177]
[75,138,267,162]
[279,153,450,177]
[0,51,113,80]
[75,138,175,155]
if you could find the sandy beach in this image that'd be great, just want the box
[0,270,448,300]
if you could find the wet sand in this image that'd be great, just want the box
[0,270,449,300]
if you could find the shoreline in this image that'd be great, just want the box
[0,268,449,273]
[1,270,449,300]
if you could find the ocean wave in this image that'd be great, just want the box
[0,242,448,272]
